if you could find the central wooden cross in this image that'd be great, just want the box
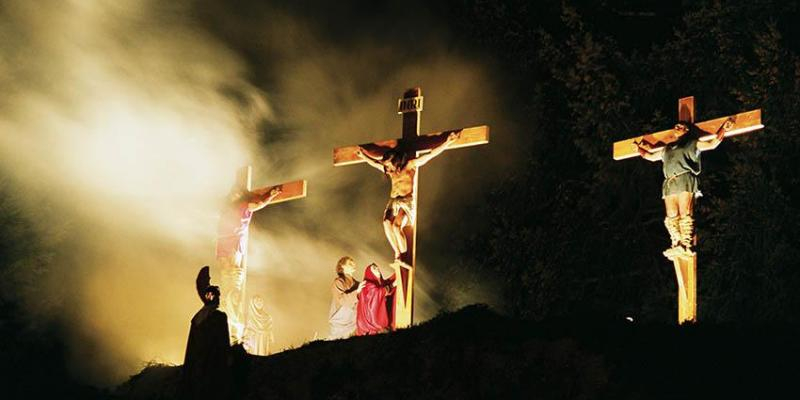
[333,88,489,328]
[613,96,763,324]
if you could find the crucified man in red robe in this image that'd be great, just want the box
[216,184,282,340]
[354,131,460,260]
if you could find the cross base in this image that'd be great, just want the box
[671,253,697,324]
[392,213,417,329]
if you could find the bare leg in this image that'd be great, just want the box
[664,195,680,217]
[396,209,412,255]
[383,217,402,258]
[677,192,694,216]
[393,225,407,255]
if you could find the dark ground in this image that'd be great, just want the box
[112,305,800,400]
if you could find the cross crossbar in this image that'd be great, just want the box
[333,125,489,166]
[250,179,308,205]
[613,109,762,160]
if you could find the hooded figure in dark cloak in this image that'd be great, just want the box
[356,263,396,335]
[182,266,231,400]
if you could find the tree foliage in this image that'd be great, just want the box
[449,0,800,322]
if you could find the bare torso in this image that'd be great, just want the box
[386,166,416,198]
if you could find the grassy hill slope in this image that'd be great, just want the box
[116,305,800,399]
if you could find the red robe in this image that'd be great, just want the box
[215,201,253,258]
[356,266,396,335]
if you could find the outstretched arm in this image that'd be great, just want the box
[355,147,386,171]
[697,118,733,151]
[415,131,460,166]
[634,139,663,162]
[248,186,282,211]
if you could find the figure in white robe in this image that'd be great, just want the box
[243,295,274,356]
[328,256,365,339]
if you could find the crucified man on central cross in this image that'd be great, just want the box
[354,131,460,260]
[334,87,490,328]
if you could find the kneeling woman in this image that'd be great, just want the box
[356,263,397,335]
[636,120,730,258]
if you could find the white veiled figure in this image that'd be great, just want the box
[243,295,274,356]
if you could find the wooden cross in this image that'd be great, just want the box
[217,165,307,341]
[612,96,763,324]
[234,165,308,206]
[333,88,489,329]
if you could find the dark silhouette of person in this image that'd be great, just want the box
[182,266,231,400]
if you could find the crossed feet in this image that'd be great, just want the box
[663,245,695,260]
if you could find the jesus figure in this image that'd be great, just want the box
[354,131,460,260]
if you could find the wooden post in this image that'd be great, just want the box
[396,88,422,327]
[675,97,698,324]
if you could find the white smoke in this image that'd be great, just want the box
[0,0,515,385]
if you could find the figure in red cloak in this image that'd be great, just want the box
[356,263,397,335]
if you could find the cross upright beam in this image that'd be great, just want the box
[401,87,422,139]
[395,88,422,327]
[678,96,695,123]
[333,88,489,329]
